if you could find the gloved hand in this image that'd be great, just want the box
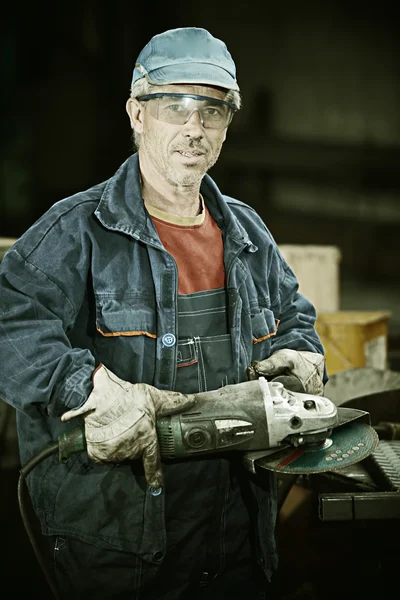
[61,364,195,488]
[247,349,325,396]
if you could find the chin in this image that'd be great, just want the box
[170,167,206,187]
[174,175,203,187]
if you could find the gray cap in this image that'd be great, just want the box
[132,27,239,91]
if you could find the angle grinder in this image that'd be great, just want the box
[57,377,379,475]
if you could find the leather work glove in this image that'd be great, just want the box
[61,365,195,488]
[247,349,325,396]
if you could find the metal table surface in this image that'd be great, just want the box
[315,440,400,520]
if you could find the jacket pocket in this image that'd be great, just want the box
[94,295,157,381]
[42,455,157,555]
[95,295,156,339]
[177,338,198,368]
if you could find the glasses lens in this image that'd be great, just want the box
[146,96,233,129]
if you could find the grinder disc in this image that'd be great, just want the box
[255,422,379,474]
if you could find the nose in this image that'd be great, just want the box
[182,109,204,136]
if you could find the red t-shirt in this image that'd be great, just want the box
[146,198,225,295]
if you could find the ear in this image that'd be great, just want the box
[126,98,144,134]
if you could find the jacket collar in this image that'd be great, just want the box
[95,152,256,251]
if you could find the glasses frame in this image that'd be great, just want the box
[137,93,237,128]
[137,93,238,110]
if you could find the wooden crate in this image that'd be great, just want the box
[316,310,391,375]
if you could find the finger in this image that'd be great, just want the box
[142,438,163,489]
[246,365,259,380]
[153,391,196,417]
[253,359,279,375]
[61,406,91,422]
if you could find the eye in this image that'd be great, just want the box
[158,98,186,114]
[204,106,223,117]
[167,103,184,113]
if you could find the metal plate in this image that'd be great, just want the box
[255,422,379,474]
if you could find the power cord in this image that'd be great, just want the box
[18,442,62,600]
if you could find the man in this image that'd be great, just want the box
[0,27,326,599]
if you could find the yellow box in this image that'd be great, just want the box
[316,310,391,375]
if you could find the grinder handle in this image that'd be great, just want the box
[58,418,182,462]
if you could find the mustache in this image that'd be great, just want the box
[173,140,207,153]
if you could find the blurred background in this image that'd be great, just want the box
[2,1,400,351]
[1,1,400,598]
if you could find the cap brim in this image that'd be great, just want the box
[145,62,239,91]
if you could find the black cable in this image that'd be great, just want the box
[18,442,62,600]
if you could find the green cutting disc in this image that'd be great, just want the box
[255,422,379,474]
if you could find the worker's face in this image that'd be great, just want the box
[127,85,231,188]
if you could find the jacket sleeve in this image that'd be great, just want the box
[269,248,328,383]
[0,228,95,418]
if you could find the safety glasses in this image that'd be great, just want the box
[137,93,237,129]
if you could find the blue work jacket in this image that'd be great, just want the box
[0,153,325,580]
